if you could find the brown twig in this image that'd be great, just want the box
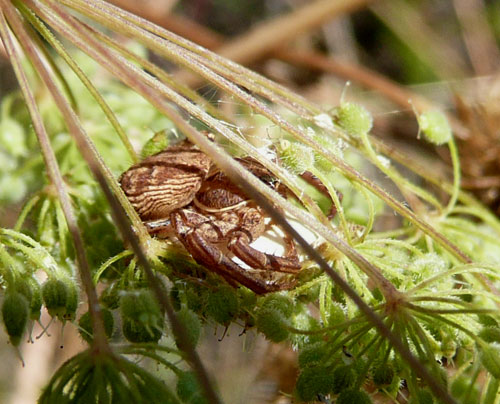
[0,0,110,355]
[452,0,500,76]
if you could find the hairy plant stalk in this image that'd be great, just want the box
[0,1,110,354]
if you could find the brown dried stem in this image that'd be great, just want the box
[0,0,110,355]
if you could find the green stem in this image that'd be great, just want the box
[309,166,352,243]
[442,138,460,216]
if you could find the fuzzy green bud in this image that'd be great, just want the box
[185,285,207,314]
[279,140,314,175]
[260,293,294,317]
[335,102,373,137]
[295,366,335,402]
[298,341,330,369]
[372,363,394,387]
[332,364,356,393]
[206,286,239,325]
[175,307,202,349]
[100,282,121,310]
[313,133,344,172]
[479,343,500,378]
[122,316,163,343]
[336,388,373,404]
[42,278,79,321]
[15,276,42,320]
[141,130,169,158]
[120,289,162,324]
[418,110,452,145]
[120,289,163,343]
[78,308,114,343]
[2,292,29,346]
[256,307,290,342]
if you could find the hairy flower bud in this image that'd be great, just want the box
[2,291,29,346]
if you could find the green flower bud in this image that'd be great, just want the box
[372,363,394,387]
[479,327,500,344]
[120,289,162,324]
[295,366,335,402]
[185,285,207,314]
[42,278,78,321]
[120,289,163,343]
[313,134,343,172]
[206,286,239,325]
[256,308,290,342]
[260,293,294,317]
[2,291,29,346]
[418,110,452,145]
[122,316,163,343]
[141,130,169,158]
[279,140,314,175]
[332,364,356,393]
[99,282,121,310]
[78,308,114,343]
[175,307,202,349]
[298,341,330,369]
[63,280,79,322]
[176,371,208,404]
[335,102,373,137]
[15,276,42,320]
[336,388,372,404]
[479,343,500,378]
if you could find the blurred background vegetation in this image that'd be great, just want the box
[0,0,499,403]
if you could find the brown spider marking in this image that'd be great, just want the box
[119,138,339,294]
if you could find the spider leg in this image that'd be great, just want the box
[171,210,291,294]
[299,171,342,219]
[144,218,173,238]
[227,208,301,274]
[228,231,301,274]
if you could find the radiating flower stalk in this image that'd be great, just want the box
[0,0,499,403]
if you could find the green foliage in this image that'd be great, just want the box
[39,351,179,404]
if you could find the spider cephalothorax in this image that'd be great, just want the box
[119,138,334,294]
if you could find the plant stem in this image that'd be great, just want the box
[0,1,110,354]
